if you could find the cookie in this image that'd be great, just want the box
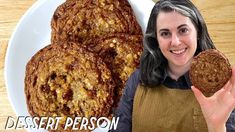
[84,33,143,106]
[25,42,114,130]
[189,49,232,93]
[51,0,142,44]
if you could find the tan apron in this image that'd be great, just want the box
[132,85,208,132]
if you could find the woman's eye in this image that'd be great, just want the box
[179,28,189,34]
[160,32,170,37]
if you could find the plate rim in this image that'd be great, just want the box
[5,0,52,116]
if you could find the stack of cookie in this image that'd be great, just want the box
[25,0,143,130]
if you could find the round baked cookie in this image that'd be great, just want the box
[25,42,114,130]
[189,49,232,93]
[51,0,142,44]
[84,33,143,106]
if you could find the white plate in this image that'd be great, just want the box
[5,0,154,131]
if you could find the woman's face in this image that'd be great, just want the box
[156,11,197,68]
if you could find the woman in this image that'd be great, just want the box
[113,0,235,131]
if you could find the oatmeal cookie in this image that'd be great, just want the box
[51,0,142,44]
[25,42,114,130]
[84,33,143,106]
[190,49,232,93]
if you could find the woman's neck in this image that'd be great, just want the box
[167,60,192,81]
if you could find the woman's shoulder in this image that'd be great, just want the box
[123,69,141,98]
[128,69,140,83]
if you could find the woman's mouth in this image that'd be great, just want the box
[170,48,187,55]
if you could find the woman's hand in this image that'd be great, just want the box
[192,67,235,132]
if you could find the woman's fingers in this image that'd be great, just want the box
[229,67,235,95]
[214,86,226,97]
[191,86,206,105]
[230,67,235,84]
[219,67,235,97]
[222,79,232,91]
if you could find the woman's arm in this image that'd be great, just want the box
[110,70,140,132]
[192,67,235,132]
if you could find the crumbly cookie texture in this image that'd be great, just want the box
[51,0,142,44]
[190,49,232,93]
[84,33,143,106]
[25,43,114,130]
[51,0,143,108]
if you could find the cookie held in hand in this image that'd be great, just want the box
[189,49,232,93]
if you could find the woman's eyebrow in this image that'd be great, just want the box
[158,29,169,33]
[177,24,188,29]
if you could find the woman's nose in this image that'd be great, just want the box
[171,34,181,46]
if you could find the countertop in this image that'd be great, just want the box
[0,1,35,131]
[0,0,235,131]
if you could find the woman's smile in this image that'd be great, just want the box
[170,48,187,55]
